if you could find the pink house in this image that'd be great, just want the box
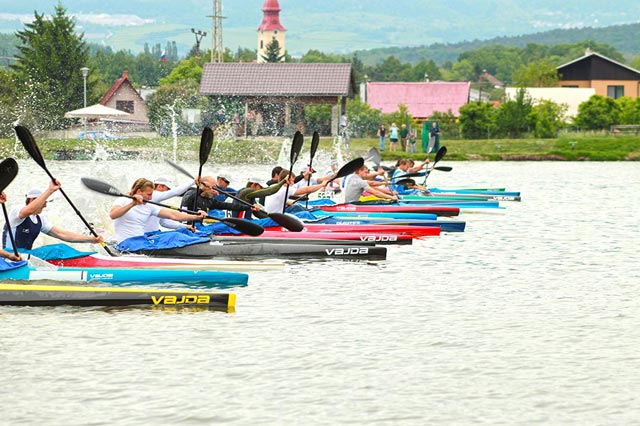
[366,82,470,120]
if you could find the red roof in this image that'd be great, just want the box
[366,82,470,118]
[99,71,143,105]
[258,0,285,31]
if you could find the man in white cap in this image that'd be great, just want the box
[2,180,103,251]
[143,176,196,233]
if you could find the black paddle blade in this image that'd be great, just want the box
[218,217,264,236]
[327,157,365,183]
[81,177,124,197]
[269,212,304,232]
[290,131,304,165]
[15,126,47,171]
[434,146,447,164]
[0,158,19,192]
[434,166,452,172]
[310,131,320,162]
[395,178,416,188]
[165,159,195,179]
[199,127,214,166]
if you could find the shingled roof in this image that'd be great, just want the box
[199,63,355,97]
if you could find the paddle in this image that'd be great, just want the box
[164,159,304,232]
[282,131,304,213]
[194,126,214,212]
[423,145,448,186]
[326,157,364,185]
[14,125,114,256]
[305,131,320,209]
[81,177,265,237]
[0,158,20,257]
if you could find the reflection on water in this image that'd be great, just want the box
[1,160,639,425]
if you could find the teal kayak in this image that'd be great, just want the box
[0,265,248,288]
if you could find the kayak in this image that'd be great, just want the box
[211,233,414,245]
[125,242,387,261]
[0,265,249,288]
[46,254,284,271]
[313,211,439,220]
[300,219,465,233]
[428,188,521,198]
[318,204,460,217]
[398,200,502,209]
[0,284,234,310]
[292,223,444,236]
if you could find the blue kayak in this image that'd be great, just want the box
[314,216,466,232]
[0,265,248,288]
[428,188,521,197]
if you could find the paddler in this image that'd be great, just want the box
[0,192,22,261]
[109,178,207,243]
[345,165,398,204]
[263,169,328,213]
[142,176,196,233]
[2,181,103,251]
[180,175,260,220]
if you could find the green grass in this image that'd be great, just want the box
[2,134,639,162]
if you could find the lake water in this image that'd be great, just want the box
[1,159,638,425]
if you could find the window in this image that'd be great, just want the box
[260,40,263,49]
[607,85,624,99]
[116,100,134,113]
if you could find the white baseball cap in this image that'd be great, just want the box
[25,188,43,199]
[247,176,267,188]
[154,177,173,189]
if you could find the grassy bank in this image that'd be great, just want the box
[1,133,639,162]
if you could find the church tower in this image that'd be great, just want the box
[257,0,286,63]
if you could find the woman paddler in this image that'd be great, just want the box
[109,178,207,244]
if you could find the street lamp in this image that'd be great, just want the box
[80,67,89,133]
[191,28,207,58]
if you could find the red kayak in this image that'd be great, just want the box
[318,204,460,217]
[264,224,440,237]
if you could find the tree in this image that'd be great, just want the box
[146,79,210,136]
[458,101,497,139]
[616,97,640,125]
[159,58,202,86]
[512,59,560,87]
[495,88,533,138]
[261,39,285,63]
[529,99,567,138]
[12,5,89,129]
[574,95,620,130]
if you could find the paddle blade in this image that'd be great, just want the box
[434,166,452,172]
[290,131,304,165]
[199,127,214,166]
[219,217,264,236]
[15,126,47,171]
[327,157,364,183]
[395,178,416,188]
[0,158,19,192]
[165,159,195,179]
[434,146,447,164]
[81,177,124,197]
[268,212,304,232]
[366,147,381,168]
[309,131,320,162]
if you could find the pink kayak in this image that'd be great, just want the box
[318,204,460,217]
[263,224,440,237]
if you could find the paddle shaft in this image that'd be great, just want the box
[1,204,19,257]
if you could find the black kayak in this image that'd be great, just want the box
[123,242,387,261]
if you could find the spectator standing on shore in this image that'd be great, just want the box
[377,124,386,151]
[400,123,409,152]
[389,123,399,152]
[339,112,350,150]
[428,121,441,155]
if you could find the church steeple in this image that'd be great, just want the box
[257,0,286,63]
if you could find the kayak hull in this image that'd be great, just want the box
[212,233,413,245]
[0,265,248,288]
[0,284,234,310]
[46,254,284,271]
[318,204,460,217]
[127,242,387,261]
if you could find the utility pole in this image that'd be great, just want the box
[208,0,226,63]
[191,28,207,57]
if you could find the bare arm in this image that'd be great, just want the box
[47,226,103,244]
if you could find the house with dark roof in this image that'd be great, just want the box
[99,71,149,125]
[199,62,356,136]
[364,82,471,120]
[556,50,640,99]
